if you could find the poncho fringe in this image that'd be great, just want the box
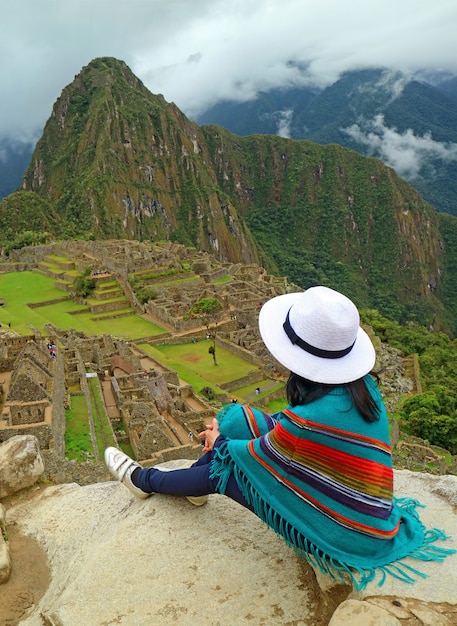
[210,443,456,591]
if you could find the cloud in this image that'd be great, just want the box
[0,0,456,142]
[276,110,294,138]
[342,114,457,179]
[356,70,413,103]
[137,0,457,117]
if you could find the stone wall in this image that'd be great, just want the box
[0,358,16,373]
[220,370,264,393]
[27,297,71,309]
[7,244,53,264]
[10,401,47,425]
[89,299,129,314]
[0,262,31,272]
[17,359,49,389]
[0,336,30,373]
[0,422,52,448]
[145,301,200,332]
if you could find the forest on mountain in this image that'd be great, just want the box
[196,68,457,216]
[360,308,457,457]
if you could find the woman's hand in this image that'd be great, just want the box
[198,418,220,453]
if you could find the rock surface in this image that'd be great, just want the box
[2,467,457,625]
[7,482,318,626]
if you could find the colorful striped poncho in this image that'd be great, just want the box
[209,375,455,589]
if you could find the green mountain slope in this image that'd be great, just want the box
[200,127,448,326]
[2,57,457,334]
[196,69,457,216]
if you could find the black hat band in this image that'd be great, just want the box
[283,309,355,359]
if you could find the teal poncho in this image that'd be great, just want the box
[210,376,455,589]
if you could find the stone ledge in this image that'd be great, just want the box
[3,467,456,625]
[313,470,457,608]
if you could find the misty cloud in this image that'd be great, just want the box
[342,114,457,179]
[276,110,294,138]
[1,0,457,142]
[357,70,412,103]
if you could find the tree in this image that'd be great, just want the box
[189,297,224,365]
[136,285,157,305]
[73,268,96,298]
[407,409,457,454]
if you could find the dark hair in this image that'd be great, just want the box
[285,372,380,423]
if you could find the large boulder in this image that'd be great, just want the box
[3,467,457,625]
[7,482,317,625]
[0,435,44,499]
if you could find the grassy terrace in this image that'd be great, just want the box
[138,340,283,404]
[0,271,164,338]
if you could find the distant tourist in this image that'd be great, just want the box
[105,286,455,589]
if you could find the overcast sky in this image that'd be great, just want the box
[1,0,456,145]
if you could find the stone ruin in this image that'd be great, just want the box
[0,334,55,451]
[1,239,455,481]
[0,240,293,481]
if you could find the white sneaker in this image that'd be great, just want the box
[104,447,152,499]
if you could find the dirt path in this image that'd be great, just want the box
[0,489,50,626]
[101,378,121,418]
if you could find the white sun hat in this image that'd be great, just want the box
[258,286,376,384]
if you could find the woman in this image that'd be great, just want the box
[105,286,454,589]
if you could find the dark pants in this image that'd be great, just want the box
[133,443,252,511]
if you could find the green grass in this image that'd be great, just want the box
[265,397,287,413]
[138,340,286,402]
[228,380,285,407]
[65,379,117,460]
[86,295,127,306]
[0,271,73,333]
[213,275,232,285]
[137,342,286,403]
[65,395,94,461]
[0,271,166,338]
[87,375,117,457]
[137,343,226,396]
[47,254,75,264]
[137,340,267,400]
[151,341,259,385]
[97,281,119,291]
